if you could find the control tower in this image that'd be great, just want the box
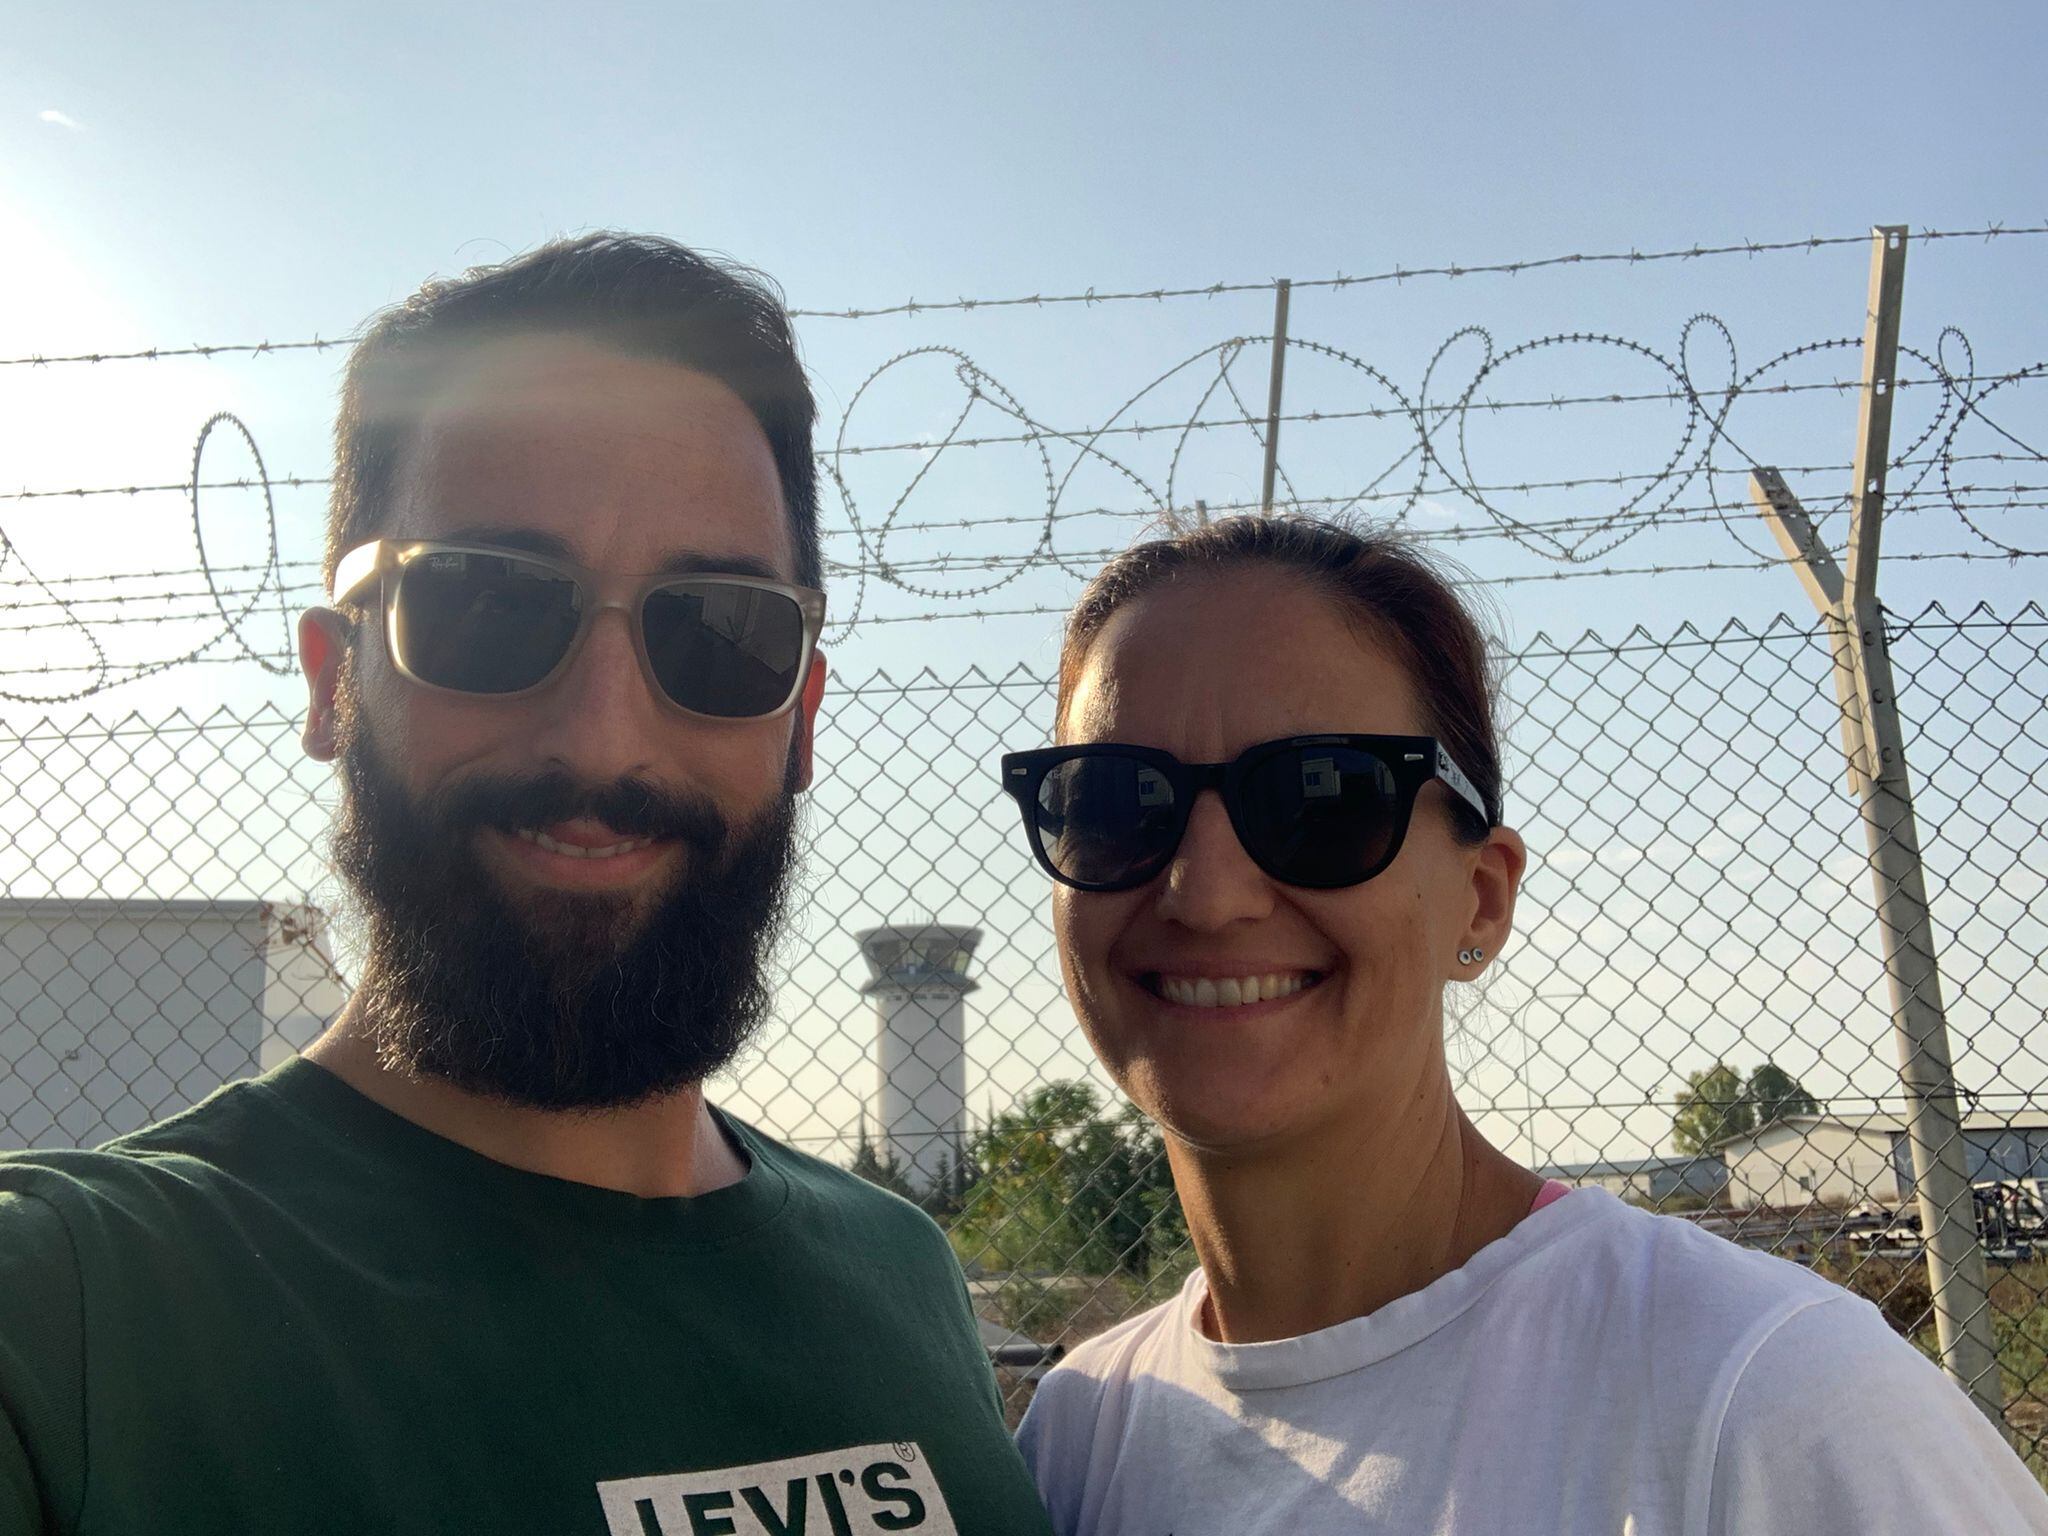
[857,924,981,1194]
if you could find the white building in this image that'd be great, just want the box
[0,897,347,1151]
[1716,1110,2048,1209]
[858,923,980,1194]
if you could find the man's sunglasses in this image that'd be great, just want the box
[998,734,1493,892]
[331,540,826,720]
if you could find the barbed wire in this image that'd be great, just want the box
[4,223,2043,369]
[4,307,2040,696]
[815,367,2042,460]
[0,409,299,699]
[810,319,2042,624]
[29,478,2048,628]
[28,483,2048,634]
[785,224,2048,321]
[7,549,2044,690]
[8,449,2039,526]
[4,599,2033,707]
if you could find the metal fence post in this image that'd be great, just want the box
[1751,225,2005,1431]
[1259,279,1291,513]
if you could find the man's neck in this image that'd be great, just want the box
[302,1003,749,1199]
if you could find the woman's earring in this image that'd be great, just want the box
[1459,947,1485,966]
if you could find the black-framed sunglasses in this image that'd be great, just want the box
[331,540,826,721]
[998,734,1493,892]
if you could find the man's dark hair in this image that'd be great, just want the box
[323,232,820,591]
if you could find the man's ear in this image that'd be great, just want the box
[789,648,828,792]
[299,608,351,762]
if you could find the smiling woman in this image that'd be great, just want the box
[1003,514,2048,1536]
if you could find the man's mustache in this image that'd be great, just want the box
[428,770,730,857]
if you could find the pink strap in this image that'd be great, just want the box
[1529,1178,1572,1214]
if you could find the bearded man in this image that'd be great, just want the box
[0,235,1054,1536]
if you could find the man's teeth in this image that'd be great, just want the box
[513,828,650,859]
[1157,973,1314,1008]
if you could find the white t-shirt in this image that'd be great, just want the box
[1016,1187,2048,1535]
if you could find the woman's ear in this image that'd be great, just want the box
[1459,826,1527,975]
[299,608,352,762]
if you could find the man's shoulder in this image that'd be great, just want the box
[720,1113,957,1254]
[0,1075,296,1256]
[0,1143,183,1356]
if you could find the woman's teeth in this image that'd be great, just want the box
[514,828,650,859]
[1156,972,1314,1008]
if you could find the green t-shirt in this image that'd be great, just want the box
[0,1059,1052,1535]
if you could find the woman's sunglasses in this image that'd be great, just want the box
[998,734,1493,892]
[331,539,826,720]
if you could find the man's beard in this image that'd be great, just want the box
[330,719,801,1111]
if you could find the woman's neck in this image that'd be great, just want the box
[1172,1075,1541,1344]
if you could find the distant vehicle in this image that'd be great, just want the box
[1973,1180,2048,1255]
[1844,1180,2048,1260]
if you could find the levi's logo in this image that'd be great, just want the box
[596,1442,956,1535]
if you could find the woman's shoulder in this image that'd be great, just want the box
[1045,1272,1196,1391]
[1702,1264,2048,1529]
[1487,1192,1919,1419]
[1543,1189,1853,1331]
[1495,1196,2048,1527]
[1013,1277,1199,1528]
[1016,1273,1197,1443]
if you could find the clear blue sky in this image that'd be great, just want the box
[6,2,2043,331]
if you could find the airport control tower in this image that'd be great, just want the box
[857,923,981,1194]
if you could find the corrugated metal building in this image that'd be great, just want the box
[0,897,346,1151]
[1715,1111,2048,1208]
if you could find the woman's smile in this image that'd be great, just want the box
[1140,968,1327,1010]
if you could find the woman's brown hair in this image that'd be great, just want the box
[1056,514,1505,842]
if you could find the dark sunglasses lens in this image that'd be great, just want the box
[391,550,582,693]
[642,581,808,718]
[1236,745,1402,886]
[1035,756,1180,888]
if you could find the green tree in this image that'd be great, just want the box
[1065,1102,1186,1277]
[1671,1060,1822,1154]
[847,1125,917,1202]
[1672,1061,1753,1154]
[1747,1061,1819,1126]
[949,1081,1185,1280]
[918,1150,968,1221]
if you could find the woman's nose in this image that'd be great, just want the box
[1152,791,1277,931]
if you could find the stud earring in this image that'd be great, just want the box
[1471,947,1486,962]
[1458,948,1474,965]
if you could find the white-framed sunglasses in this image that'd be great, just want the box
[332,539,826,720]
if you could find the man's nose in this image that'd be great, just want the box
[519,606,668,784]
[1152,791,1277,932]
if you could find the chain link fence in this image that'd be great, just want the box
[3,601,2046,1464]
